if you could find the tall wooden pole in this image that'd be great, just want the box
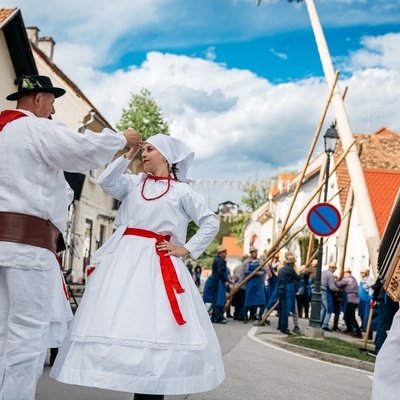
[304,0,380,275]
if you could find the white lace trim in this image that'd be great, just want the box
[70,334,208,350]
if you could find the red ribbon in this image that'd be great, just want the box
[124,227,186,325]
[0,110,27,132]
[56,254,69,300]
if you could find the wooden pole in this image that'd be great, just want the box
[337,144,362,279]
[280,71,340,233]
[226,159,352,303]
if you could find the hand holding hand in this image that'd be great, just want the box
[123,128,143,149]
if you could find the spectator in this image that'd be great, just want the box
[335,268,362,338]
[295,265,309,319]
[194,264,202,288]
[358,267,374,331]
[238,246,266,323]
[232,256,247,320]
[277,254,300,335]
[320,261,340,331]
[372,279,399,354]
[210,246,229,324]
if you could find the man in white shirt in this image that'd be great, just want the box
[0,75,142,400]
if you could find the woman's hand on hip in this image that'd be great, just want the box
[156,241,189,258]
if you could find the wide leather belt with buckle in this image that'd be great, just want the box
[0,211,65,254]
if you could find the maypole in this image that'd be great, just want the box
[257,0,380,275]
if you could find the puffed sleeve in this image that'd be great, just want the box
[97,155,139,201]
[181,190,219,260]
[34,120,126,172]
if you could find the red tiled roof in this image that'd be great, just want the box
[334,127,400,212]
[222,235,243,257]
[0,8,17,25]
[364,169,400,236]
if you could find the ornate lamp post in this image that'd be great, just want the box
[308,124,339,332]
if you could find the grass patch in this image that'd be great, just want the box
[284,336,376,363]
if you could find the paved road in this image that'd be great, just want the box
[37,316,373,400]
[189,325,373,400]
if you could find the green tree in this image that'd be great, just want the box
[241,181,269,212]
[228,214,249,246]
[116,88,169,141]
[298,232,319,265]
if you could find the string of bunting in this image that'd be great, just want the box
[189,178,293,192]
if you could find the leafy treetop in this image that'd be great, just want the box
[116,88,169,141]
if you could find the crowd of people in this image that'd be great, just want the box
[203,246,398,354]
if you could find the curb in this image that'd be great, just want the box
[255,332,375,372]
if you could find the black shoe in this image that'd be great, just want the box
[213,319,227,324]
[368,331,373,340]
[352,333,363,339]
[332,327,341,332]
[280,329,292,335]
[49,348,58,366]
[322,327,332,332]
[293,326,301,334]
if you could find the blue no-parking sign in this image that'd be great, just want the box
[307,203,341,237]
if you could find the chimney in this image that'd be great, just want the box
[26,26,40,46]
[38,36,56,61]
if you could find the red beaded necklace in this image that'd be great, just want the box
[141,175,176,201]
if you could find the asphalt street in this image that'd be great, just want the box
[37,316,373,400]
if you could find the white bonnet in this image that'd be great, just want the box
[145,134,195,183]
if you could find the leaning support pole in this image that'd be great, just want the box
[304,0,380,275]
[280,71,340,233]
[259,300,279,325]
[226,142,355,304]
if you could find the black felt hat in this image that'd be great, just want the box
[6,75,66,101]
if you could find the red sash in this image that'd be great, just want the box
[56,254,69,300]
[0,110,27,132]
[124,227,187,325]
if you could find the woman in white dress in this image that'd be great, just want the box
[50,134,225,399]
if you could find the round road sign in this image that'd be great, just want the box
[307,203,341,237]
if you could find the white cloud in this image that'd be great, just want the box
[346,33,400,70]
[53,33,400,182]
[270,48,288,60]
[3,0,400,209]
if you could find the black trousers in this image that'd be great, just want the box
[344,302,361,335]
[134,395,164,399]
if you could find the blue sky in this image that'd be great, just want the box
[3,0,400,210]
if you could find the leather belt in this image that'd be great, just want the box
[0,211,65,254]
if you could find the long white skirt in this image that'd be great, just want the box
[50,235,225,395]
[371,307,400,399]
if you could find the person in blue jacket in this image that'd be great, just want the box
[277,253,300,335]
[210,246,229,323]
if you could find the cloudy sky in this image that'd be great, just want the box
[3,0,400,210]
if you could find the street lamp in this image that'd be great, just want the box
[308,124,339,332]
